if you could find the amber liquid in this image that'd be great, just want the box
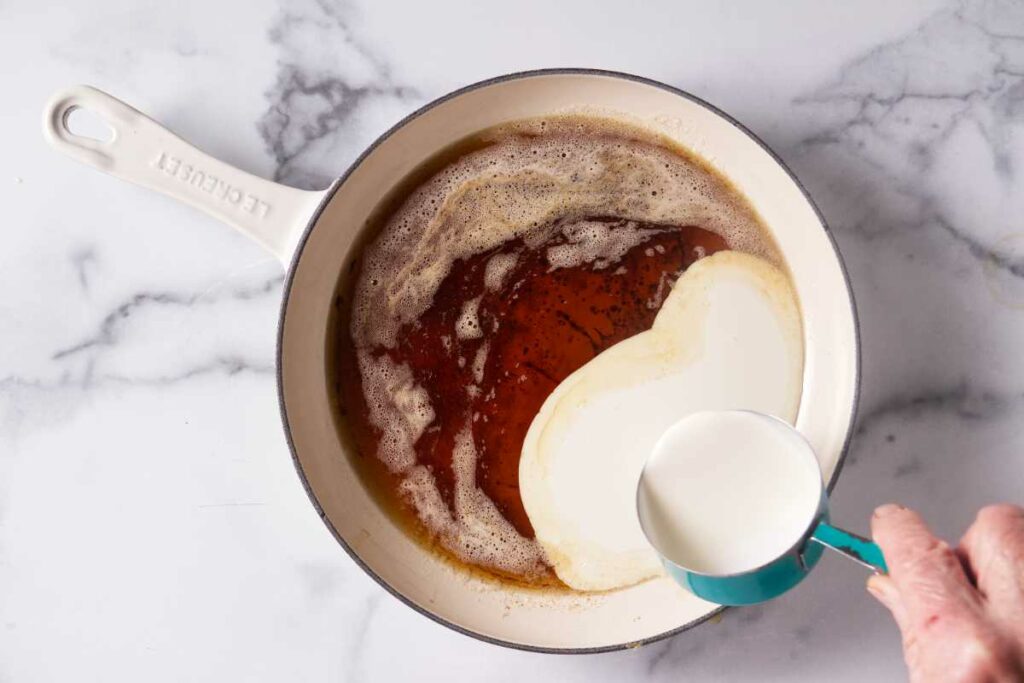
[332,218,727,584]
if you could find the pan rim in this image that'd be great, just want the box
[274,67,862,655]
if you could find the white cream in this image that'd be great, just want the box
[519,251,804,591]
[638,411,822,576]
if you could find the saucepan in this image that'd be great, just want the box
[42,69,859,652]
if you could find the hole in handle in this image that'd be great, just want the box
[64,106,115,143]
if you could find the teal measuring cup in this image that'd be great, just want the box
[636,410,886,606]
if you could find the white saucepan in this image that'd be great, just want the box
[43,69,859,653]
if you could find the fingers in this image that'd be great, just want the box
[867,573,911,634]
[959,504,1024,638]
[871,505,1024,682]
[872,504,983,632]
[867,574,925,676]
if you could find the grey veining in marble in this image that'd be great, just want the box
[2,0,1023,681]
[261,0,422,188]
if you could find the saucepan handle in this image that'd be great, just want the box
[42,85,326,265]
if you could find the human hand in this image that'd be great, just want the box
[869,504,1024,682]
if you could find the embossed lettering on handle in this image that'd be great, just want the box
[42,85,326,265]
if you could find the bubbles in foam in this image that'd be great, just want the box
[455,297,483,340]
[399,425,547,576]
[546,219,662,271]
[357,354,432,472]
[471,340,489,385]
[351,117,777,351]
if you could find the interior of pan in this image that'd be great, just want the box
[277,70,859,652]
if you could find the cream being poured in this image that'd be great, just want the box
[637,410,823,576]
[519,251,804,591]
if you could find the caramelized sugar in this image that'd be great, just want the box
[333,218,727,582]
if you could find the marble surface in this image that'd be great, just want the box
[3,0,1024,680]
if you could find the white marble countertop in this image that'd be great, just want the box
[4,0,1024,680]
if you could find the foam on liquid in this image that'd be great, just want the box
[348,117,782,580]
[638,411,823,576]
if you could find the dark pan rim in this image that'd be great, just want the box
[275,67,862,655]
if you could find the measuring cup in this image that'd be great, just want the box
[636,410,886,606]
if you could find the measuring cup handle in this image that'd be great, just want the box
[810,521,888,573]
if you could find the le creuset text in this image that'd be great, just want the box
[152,151,271,218]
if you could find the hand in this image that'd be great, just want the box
[869,504,1024,682]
